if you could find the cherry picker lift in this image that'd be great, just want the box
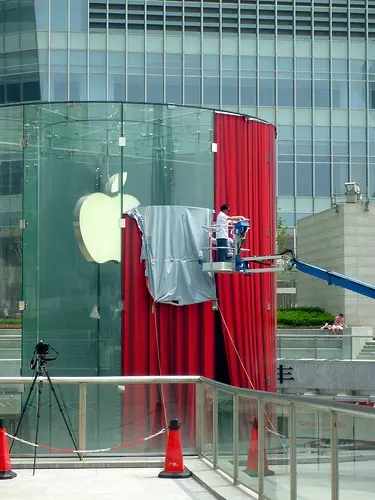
[200,220,375,300]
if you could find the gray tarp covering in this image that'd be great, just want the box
[130,206,216,306]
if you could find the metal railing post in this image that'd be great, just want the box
[289,403,297,500]
[330,411,339,500]
[212,387,219,469]
[78,383,87,452]
[195,381,203,456]
[233,393,239,484]
[258,399,265,498]
[314,336,318,359]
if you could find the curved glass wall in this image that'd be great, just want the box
[0,101,215,453]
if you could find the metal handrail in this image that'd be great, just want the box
[1,374,375,419]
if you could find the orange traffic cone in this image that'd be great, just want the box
[245,417,274,477]
[158,418,191,479]
[0,420,17,480]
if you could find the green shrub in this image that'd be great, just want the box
[277,308,334,327]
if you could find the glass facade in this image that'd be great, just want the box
[3,101,213,452]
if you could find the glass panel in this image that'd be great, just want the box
[338,411,375,499]
[315,164,332,196]
[264,404,290,500]
[295,406,331,499]
[0,106,23,324]
[238,397,259,494]
[9,382,196,456]
[201,384,213,459]
[218,390,234,478]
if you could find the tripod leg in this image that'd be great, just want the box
[43,368,83,461]
[33,379,43,476]
[9,370,38,453]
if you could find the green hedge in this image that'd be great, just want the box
[277,307,335,328]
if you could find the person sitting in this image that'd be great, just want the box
[332,313,346,335]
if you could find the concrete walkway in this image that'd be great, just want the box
[1,468,217,500]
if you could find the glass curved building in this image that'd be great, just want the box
[3,101,276,455]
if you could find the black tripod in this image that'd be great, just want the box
[10,342,83,475]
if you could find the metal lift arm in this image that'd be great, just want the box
[289,256,375,300]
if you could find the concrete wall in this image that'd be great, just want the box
[296,202,375,332]
[278,359,375,392]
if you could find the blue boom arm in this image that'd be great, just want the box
[290,258,375,300]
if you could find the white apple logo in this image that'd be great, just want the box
[73,172,140,264]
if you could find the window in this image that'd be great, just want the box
[128,75,145,102]
[147,75,163,103]
[277,78,293,107]
[166,76,182,104]
[184,77,201,105]
[278,163,294,196]
[314,80,330,107]
[333,161,349,195]
[51,0,68,31]
[185,54,201,76]
[222,78,238,105]
[296,80,312,107]
[240,78,256,106]
[259,78,275,106]
[203,78,219,106]
[296,163,313,196]
[332,81,348,108]
[315,164,331,196]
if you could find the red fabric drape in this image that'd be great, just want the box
[121,217,215,450]
[214,113,277,392]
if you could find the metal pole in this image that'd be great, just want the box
[195,381,203,456]
[258,400,265,498]
[212,388,219,469]
[233,393,240,484]
[78,383,87,452]
[289,404,297,500]
[314,336,318,359]
[330,411,339,500]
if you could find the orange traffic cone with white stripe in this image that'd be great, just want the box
[158,418,191,479]
[245,417,274,477]
[0,419,17,480]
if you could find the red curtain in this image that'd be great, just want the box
[214,113,277,392]
[121,217,215,450]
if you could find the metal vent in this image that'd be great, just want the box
[89,0,375,38]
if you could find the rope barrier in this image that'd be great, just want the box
[6,428,166,454]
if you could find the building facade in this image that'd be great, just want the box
[2,0,375,227]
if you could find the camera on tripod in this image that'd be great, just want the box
[30,340,58,370]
